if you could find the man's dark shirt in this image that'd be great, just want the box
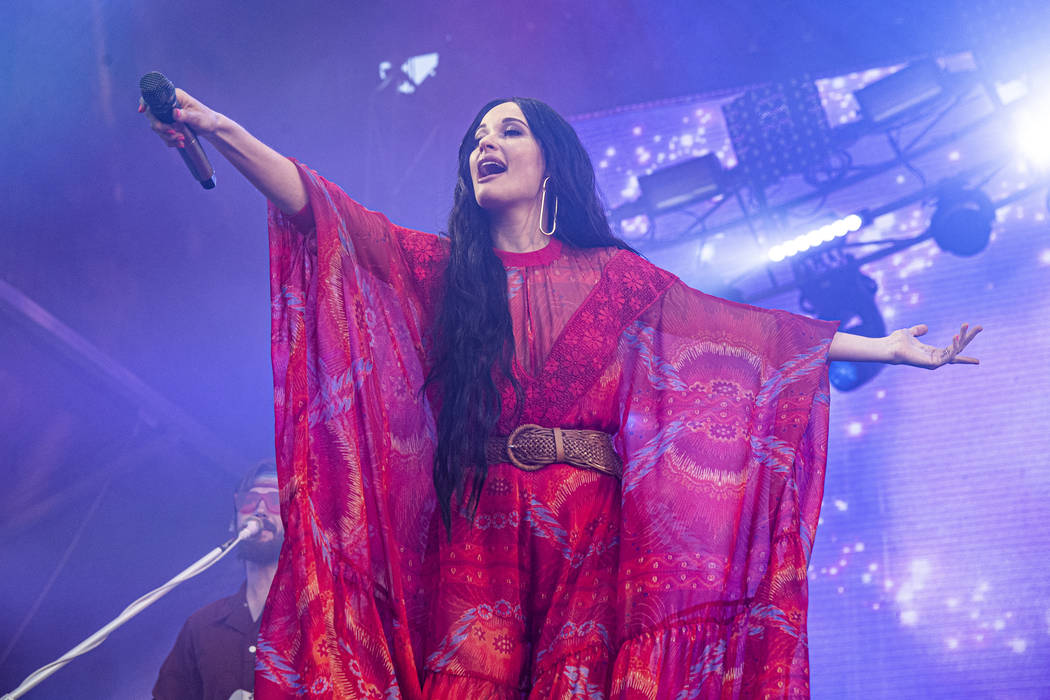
[153,584,260,700]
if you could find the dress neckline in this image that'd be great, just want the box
[493,237,563,268]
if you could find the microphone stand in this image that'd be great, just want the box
[1,519,263,700]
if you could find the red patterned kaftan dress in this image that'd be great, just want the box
[255,162,837,699]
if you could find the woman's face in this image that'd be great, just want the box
[469,101,546,213]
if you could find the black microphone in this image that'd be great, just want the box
[139,71,216,189]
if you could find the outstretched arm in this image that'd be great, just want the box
[140,88,307,215]
[829,323,982,369]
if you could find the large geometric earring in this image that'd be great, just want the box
[539,176,558,236]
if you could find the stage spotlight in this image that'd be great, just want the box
[722,76,834,189]
[1014,101,1050,170]
[794,248,886,392]
[609,154,722,230]
[928,185,995,257]
[768,214,864,262]
[854,59,945,125]
[637,153,724,214]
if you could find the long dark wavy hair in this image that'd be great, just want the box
[427,97,634,533]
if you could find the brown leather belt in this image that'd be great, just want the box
[485,423,622,479]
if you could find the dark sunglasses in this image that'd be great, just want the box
[234,490,280,514]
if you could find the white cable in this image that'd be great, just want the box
[1,517,263,700]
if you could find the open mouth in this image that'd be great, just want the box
[478,159,507,179]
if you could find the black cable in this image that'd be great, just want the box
[886,130,928,187]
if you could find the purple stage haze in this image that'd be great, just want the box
[1,2,1047,698]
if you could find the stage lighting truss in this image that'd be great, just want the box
[612,49,1050,310]
[618,60,984,250]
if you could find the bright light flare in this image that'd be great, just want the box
[767,214,866,262]
[1014,104,1050,170]
[995,78,1029,105]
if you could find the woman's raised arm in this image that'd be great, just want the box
[140,88,307,215]
[829,323,982,369]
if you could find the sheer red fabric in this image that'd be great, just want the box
[255,162,837,699]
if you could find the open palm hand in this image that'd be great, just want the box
[887,323,982,369]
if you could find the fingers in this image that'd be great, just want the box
[956,324,982,351]
[138,98,188,148]
[946,323,982,365]
[158,122,188,148]
[138,85,218,149]
[891,322,982,369]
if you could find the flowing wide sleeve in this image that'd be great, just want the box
[256,161,445,700]
[611,280,838,699]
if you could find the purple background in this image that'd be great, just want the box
[2,2,1047,698]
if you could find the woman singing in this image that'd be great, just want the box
[143,91,979,699]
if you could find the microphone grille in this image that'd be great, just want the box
[139,71,177,123]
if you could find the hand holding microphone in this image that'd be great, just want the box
[137,72,308,213]
[139,72,217,188]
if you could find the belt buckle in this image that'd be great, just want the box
[505,423,546,471]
